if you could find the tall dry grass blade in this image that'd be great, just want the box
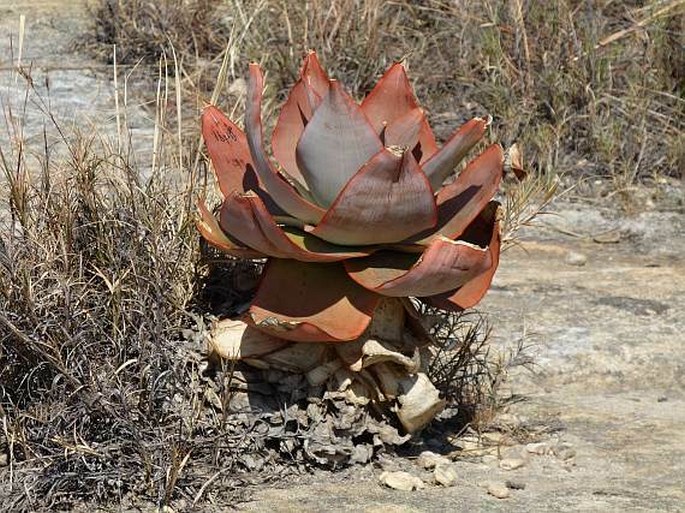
[113,44,123,152]
[15,14,25,85]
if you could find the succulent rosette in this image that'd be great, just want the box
[198,51,503,344]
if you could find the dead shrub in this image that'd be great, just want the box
[82,0,230,66]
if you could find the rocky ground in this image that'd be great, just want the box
[1,2,684,512]
[233,201,685,512]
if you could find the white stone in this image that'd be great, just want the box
[565,251,587,266]
[487,482,511,499]
[434,463,458,486]
[416,451,451,469]
[379,471,425,491]
[499,458,526,471]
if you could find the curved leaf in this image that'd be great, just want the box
[414,144,503,244]
[361,63,438,162]
[272,51,330,187]
[310,148,437,245]
[201,105,254,198]
[423,117,488,190]
[345,236,491,297]
[295,80,383,207]
[384,107,424,150]
[423,203,501,310]
[219,192,373,262]
[245,259,380,343]
[196,199,265,258]
[245,64,326,224]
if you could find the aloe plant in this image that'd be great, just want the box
[198,52,506,432]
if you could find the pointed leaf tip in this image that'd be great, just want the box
[245,64,326,224]
[272,52,331,187]
[362,62,438,162]
[423,117,489,190]
[296,80,383,207]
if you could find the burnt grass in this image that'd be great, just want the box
[1,0,683,510]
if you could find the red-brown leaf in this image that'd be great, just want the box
[196,199,264,258]
[201,105,254,198]
[219,192,373,262]
[414,144,503,243]
[345,236,491,297]
[245,64,326,224]
[310,148,437,245]
[245,259,381,342]
[361,63,438,162]
[422,117,488,190]
[423,203,501,310]
[272,51,330,187]
[383,107,424,151]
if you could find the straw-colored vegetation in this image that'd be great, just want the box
[84,0,684,188]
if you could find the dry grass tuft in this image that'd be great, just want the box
[0,68,208,509]
[84,0,684,192]
[82,0,230,66]
[419,304,535,432]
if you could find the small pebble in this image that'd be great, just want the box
[379,471,425,491]
[0,453,8,467]
[416,450,451,469]
[565,251,587,266]
[434,463,458,486]
[500,458,526,471]
[526,442,550,455]
[487,482,511,499]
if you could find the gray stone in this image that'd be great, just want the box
[553,443,576,461]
